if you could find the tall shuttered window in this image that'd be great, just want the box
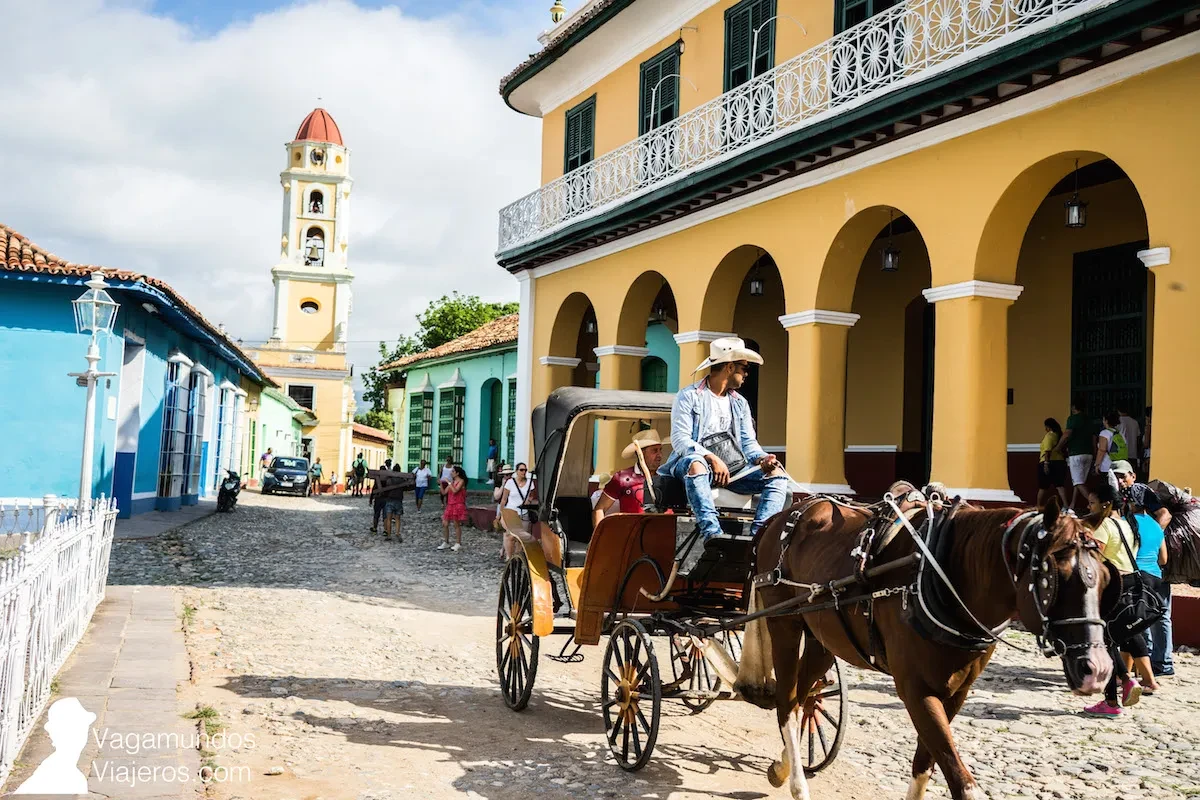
[564,96,596,172]
[158,362,188,499]
[505,379,517,466]
[436,387,465,465]
[639,44,682,135]
[182,372,207,496]
[407,392,433,469]
[725,0,776,91]
[420,393,434,464]
[835,0,900,33]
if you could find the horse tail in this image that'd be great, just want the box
[731,585,778,709]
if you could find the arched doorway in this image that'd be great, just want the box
[479,378,503,483]
[617,272,680,392]
[546,292,600,389]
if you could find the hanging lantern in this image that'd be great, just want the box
[881,210,900,272]
[1064,158,1088,229]
[748,248,765,296]
[585,318,596,335]
[550,0,566,23]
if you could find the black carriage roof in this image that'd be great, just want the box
[532,387,675,508]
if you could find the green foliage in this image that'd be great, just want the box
[355,409,395,434]
[363,293,518,412]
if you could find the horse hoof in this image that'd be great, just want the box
[767,761,788,788]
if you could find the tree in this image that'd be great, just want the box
[354,408,395,435]
[362,294,518,412]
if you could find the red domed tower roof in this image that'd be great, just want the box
[293,108,343,146]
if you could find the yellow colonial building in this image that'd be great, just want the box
[498,0,1200,501]
[250,108,373,488]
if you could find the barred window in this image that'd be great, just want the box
[157,362,188,498]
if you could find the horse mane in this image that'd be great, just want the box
[952,505,1085,554]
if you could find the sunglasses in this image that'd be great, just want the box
[517,467,527,472]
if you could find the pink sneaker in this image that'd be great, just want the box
[1121,678,1142,707]
[1084,700,1122,717]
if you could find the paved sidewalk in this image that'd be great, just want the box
[5,586,199,799]
[116,500,215,540]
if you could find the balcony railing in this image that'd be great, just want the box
[497,0,1115,253]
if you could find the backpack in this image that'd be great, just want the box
[1107,429,1128,461]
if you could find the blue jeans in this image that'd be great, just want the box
[1146,583,1174,674]
[670,454,789,540]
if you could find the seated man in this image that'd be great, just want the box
[592,430,666,527]
[659,337,788,540]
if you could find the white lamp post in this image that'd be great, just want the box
[648,72,698,132]
[70,271,118,508]
[750,14,808,79]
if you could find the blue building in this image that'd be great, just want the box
[1,225,273,517]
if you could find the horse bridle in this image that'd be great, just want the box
[1002,512,1107,658]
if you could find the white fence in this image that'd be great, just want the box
[497,0,1116,251]
[0,497,117,787]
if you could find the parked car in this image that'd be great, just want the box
[261,456,310,496]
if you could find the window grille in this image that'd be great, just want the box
[182,372,207,496]
[157,362,188,499]
[506,379,517,466]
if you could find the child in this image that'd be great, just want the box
[439,465,468,552]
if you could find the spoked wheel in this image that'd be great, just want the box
[799,659,848,776]
[496,556,539,711]
[669,628,743,713]
[601,620,661,771]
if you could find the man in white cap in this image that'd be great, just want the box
[658,337,788,540]
[592,429,667,527]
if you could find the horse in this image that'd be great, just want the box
[732,493,1114,800]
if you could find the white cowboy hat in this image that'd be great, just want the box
[693,336,764,373]
[622,429,670,460]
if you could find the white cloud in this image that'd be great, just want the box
[0,0,542,397]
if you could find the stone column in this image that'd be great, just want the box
[780,310,858,493]
[270,275,288,342]
[923,281,1023,502]
[516,271,536,464]
[594,346,648,473]
[672,330,735,390]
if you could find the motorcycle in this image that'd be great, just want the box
[217,470,242,512]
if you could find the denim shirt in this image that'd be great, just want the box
[659,378,767,476]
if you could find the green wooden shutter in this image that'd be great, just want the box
[640,357,668,393]
[421,394,434,463]
[437,389,455,463]
[406,394,423,468]
[452,387,466,465]
[506,379,517,465]
[564,96,596,171]
[835,0,900,33]
[639,45,681,135]
[725,0,775,91]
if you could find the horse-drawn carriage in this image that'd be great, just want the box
[495,387,847,773]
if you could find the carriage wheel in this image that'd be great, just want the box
[601,620,661,771]
[669,629,742,713]
[496,556,540,711]
[799,659,847,776]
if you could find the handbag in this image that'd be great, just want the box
[1107,516,1167,641]
[699,430,748,476]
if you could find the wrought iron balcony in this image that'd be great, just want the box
[497,0,1115,254]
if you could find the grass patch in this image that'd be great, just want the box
[183,704,223,737]
[181,603,197,628]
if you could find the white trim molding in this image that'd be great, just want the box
[167,350,194,367]
[844,445,899,453]
[594,345,650,358]
[922,281,1024,303]
[438,367,466,389]
[673,330,735,345]
[791,482,855,495]
[539,356,581,368]
[410,373,434,393]
[515,270,535,466]
[260,365,350,380]
[940,487,1023,503]
[191,364,213,380]
[1007,443,1042,453]
[1137,247,1171,268]
[779,310,861,328]
[122,329,145,345]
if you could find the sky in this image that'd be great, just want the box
[0,0,547,401]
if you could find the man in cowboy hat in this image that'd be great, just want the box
[658,337,788,540]
[592,429,668,527]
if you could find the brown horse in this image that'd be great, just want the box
[732,494,1113,800]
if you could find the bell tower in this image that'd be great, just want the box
[268,107,354,351]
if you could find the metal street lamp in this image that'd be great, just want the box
[1064,158,1088,229]
[70,271,118,507]
[648,72,698,132]
[750,14,808,79]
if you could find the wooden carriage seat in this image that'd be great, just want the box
[554,496,595,567]
[654,475,758,515]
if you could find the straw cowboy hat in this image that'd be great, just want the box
[622,429,670,460]
[693,336,764,373]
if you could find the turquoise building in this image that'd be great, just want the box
[1,225,272,516]
[381,314,679,487]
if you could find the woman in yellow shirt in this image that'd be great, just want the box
[1037,418,1069,510]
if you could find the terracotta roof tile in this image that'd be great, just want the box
[0,223,272,385]
[499,0,622,97]
[379,314,519,372]
[294,107,344,147]
[352,422,392,444]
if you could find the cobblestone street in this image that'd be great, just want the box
[107,491,1200,800]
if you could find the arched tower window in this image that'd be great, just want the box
[304,227,325,266]
[309,190,324,215]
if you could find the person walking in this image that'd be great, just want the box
[1116,405,1142,475]
[308,457,324,496]
[352,453,368,498]
[1058,397,1096,512]
[1037,418,1069,510]
[1128,496,1167,694]
[259,447,274,475]
[439,457,454,507]
[485,439,499,485]
[439,465,468,552]
[380,463,406,542]
[1092,411,1128,493]
[413,459,432,510]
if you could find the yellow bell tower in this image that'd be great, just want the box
[255,107,358,484]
